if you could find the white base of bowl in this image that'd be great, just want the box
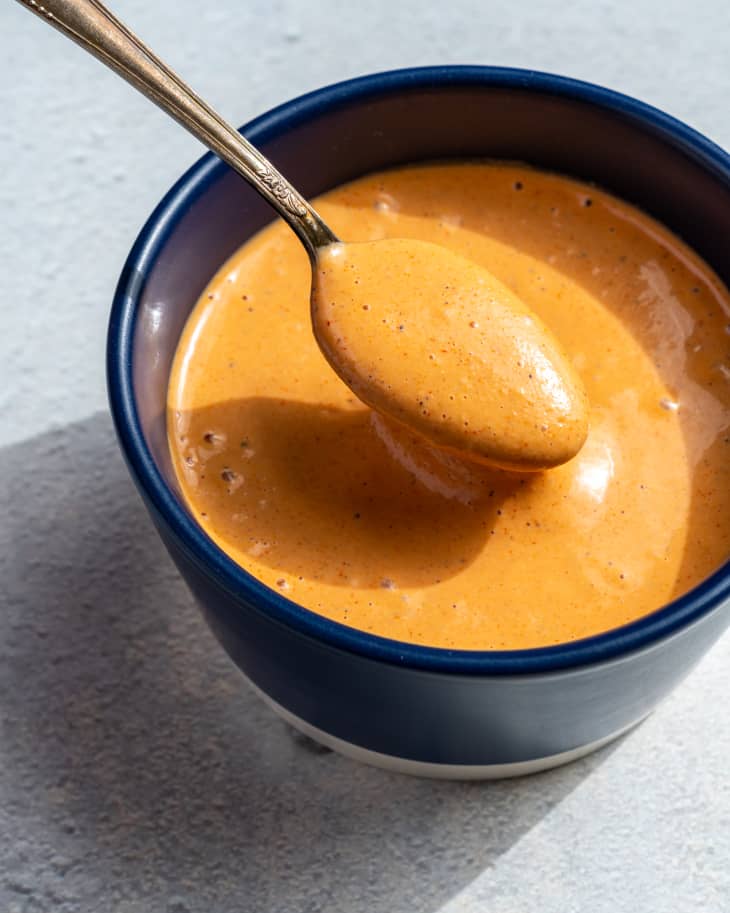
[247,677,645,780]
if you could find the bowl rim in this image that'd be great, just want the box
[107,64,730,675]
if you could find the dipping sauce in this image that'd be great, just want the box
[168,163,730,650]
[313,238,589,470]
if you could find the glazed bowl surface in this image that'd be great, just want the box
[107,66,730,777]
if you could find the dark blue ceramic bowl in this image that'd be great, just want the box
[108,66,730,777]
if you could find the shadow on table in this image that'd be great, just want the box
[0,413,621,913]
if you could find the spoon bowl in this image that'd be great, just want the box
[313,237,589,470]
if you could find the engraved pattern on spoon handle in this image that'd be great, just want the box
[15,0,337,255]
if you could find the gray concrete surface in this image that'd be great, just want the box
[1,1,729,911]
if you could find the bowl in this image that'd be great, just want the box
[107,66,730,778]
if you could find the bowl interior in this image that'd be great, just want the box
[111,67,730,670]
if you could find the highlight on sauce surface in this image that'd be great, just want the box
[312,238,589,471]
[167,162,730,650]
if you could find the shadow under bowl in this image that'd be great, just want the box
[107,66,730,778]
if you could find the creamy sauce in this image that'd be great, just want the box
[313,238,589,470]
[168,163,730,650]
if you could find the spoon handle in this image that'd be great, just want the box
[16,0,337,257]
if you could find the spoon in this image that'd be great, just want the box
[17,0,589,471]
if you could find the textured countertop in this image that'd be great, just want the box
[2,1,729,911]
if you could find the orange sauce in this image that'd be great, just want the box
[167,163,730,649]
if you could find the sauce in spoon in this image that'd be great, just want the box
[313,238,589,470]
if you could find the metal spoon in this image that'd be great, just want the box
[17,0,590,471]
